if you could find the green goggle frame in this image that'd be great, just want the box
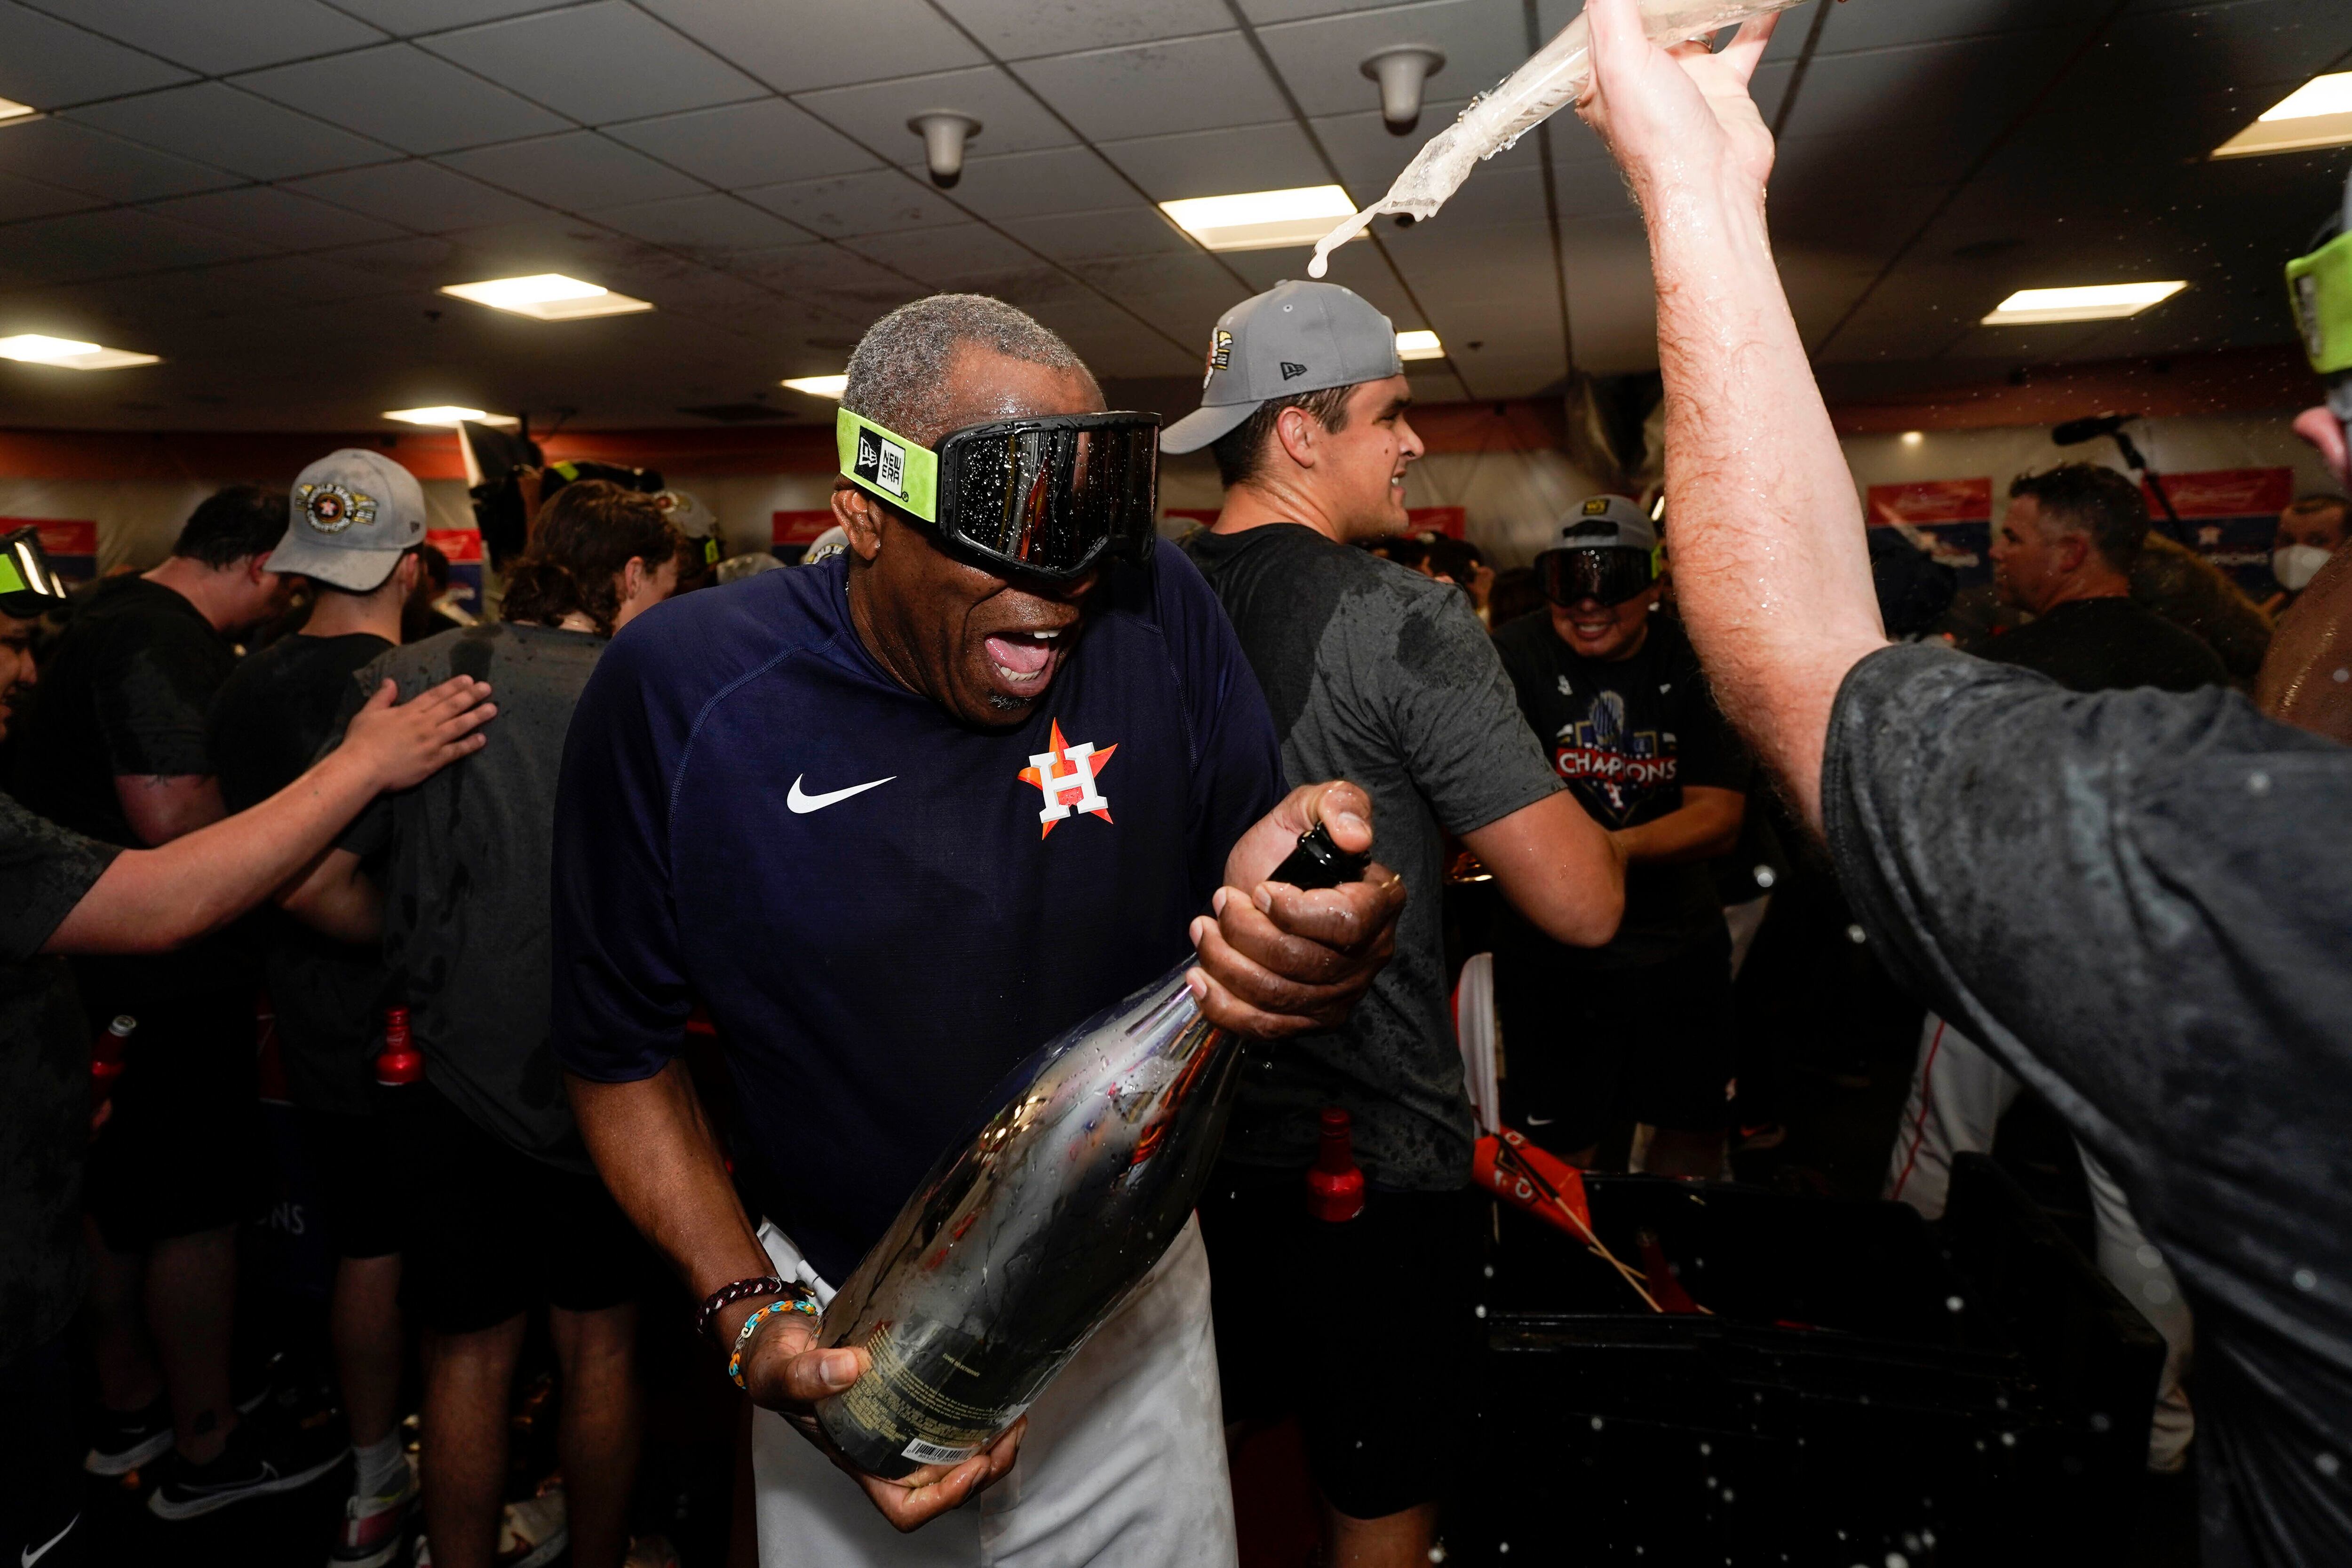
[2289,229,2352,378]
[0,524,68,619]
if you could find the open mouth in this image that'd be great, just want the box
[981,626,1069,698]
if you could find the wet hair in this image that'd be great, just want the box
[2008,463,2150,574]
[1211,384,1355,489]
[173,484,288,568]
[843,293,1092,445]
[499,480,682,636]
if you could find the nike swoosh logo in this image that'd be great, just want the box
[24,1513,78,1568]
[787,774,895,814]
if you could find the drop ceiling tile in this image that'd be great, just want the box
[838,221,1043,285]
[0,118,238,200]
[235,43,569,155]
[72,84,399,181]
[795,65,1079,163]
[739,169,964,238]
[0,207,274,288]
[606,100,877,189]
[997,206,1198,262]
[718,240,922,309]
[420,1,766,125]
[0,167,104,222]
[633,0,983,94]
[443,132,704,209]
[26,0,386,73]
[931,0,1230,59]
[1093,121,1325,202]
[144,185,407,249]
[1549,156,1637,222]
[943,147,1141,221]
[0,0,195,107]
[331,0,563,34]
[1011,34,1288,143]
[593,191,811,252]
[1238,0,1419,23]
[290,159,547,231]
[1257,0,1526,119]
[321,234,463,283]
[1312,95,1538,204]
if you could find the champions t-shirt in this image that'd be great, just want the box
[550,543,1284,1283]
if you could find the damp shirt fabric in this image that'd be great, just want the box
[331,621,609,1172]
[1823,642,2352,1568]
[548,545,1284,1284]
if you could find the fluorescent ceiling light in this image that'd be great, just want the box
[2213,72,2352,158]
[1981,282,2187,326]
[439,274,652,321]
[781,374,848,398]
[1159,185,1361,253]
[1396,330,1445,361]
[0,333,159,370]
[0,97,36,125]
[382,406,518,427]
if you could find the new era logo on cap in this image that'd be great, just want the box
[1280,361,1308,380]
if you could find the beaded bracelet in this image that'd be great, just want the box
[728,1294,821,1389]
[696,1275,788,1342]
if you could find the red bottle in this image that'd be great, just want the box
[1305,1105,1366,1223]
[374,1005,422,1087]
[91,1014,134,1103]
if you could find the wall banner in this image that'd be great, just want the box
[2,517,97,584]
[2145,467,2294,598]
[1865,479,1991,589]
[424,528,484,617]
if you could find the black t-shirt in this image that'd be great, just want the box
[1986,595,2227,694]
[1184,524,1561,1188]
[0,792,119,1361]
[1824,643,2352,1568]
[209,632,394,1116]
[10,576,244,1011]
[1492,610,1752,967]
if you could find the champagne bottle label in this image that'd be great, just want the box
[833,1321,1029,1467]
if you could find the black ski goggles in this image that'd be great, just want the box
[1538,546,1658,607]
[0,525,69,619]
[837,407,1161,583]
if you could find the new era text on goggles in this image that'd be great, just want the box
[837,407,1161,582]
[1538,546,1660,608]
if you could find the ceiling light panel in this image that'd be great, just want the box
[1158,185,1359,253]
[0,97,36,125]
[382,406,517,426]
[1396,330,1445,361]
[2212,72,2352,159]
[0,333,159,369]
[782,374,847,398]
[1981,282,2186,326]
[440,274,653,320]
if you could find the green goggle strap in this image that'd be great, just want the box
[835,407,941,524]
[2289,230,2352,378]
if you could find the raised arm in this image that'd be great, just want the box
[47,677,493,954]
[1576,0,1886,831]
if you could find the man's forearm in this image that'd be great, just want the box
[1611,787,1743,866]
[52,747,389,953]
[567,1063,774,1317]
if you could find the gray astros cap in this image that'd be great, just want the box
[1160,279,1403,454]
[1543,494,1657,556]
[270,448,427,592]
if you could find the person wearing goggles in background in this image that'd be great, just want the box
[548,293,1406,1568]
[1491,496,1751,1182]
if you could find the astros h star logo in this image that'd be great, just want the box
[1018,719,1117,839]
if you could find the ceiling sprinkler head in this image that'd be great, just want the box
[909,112,982,188]
[1361,47,1445,135]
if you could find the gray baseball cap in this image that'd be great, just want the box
[1160,279,1404,454]
[1543,494,1657,556]
[271,449,427,592]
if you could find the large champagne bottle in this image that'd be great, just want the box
[816,824,1369,1478]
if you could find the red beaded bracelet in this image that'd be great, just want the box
[695,1275,789,1342]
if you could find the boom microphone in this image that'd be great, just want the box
[2051,412,2138,446]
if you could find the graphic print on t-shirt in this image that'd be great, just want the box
[1551,687,1677,825]
[1018,718,1118,837]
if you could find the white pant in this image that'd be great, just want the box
[751,1216,1238,1568]
[1884,1014,2194,1471]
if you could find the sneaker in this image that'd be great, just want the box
[85,1395,172,1476]
[495,1487,568,1568]
[146,1421,345,1521]
[331,1463,419,1568]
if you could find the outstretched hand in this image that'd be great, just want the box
[1191,781,1404,1038]
[1575,0,1781,199]
[738,1314,1023,1531]
[342,676,496,791]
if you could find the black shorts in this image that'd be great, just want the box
[386,1079,649,1335]
[1497,924,1738,1151]
[85,988,268,1252]
[295,1107,406,1261]
[1197,1163,1486,1522]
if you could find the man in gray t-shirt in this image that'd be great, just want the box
[1171,280,1624,1562]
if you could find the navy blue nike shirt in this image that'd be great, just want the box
[550,541,1284,1283]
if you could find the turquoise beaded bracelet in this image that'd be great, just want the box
[728,1294,821,1389]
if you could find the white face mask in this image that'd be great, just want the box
[2273,543,2334,593]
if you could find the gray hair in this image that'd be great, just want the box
[842,293,1091,445]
